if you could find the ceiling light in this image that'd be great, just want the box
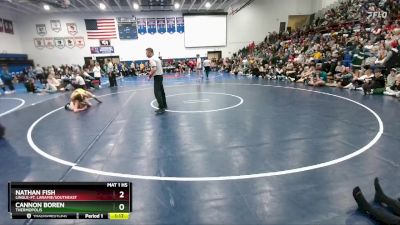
[99,3,106,10]
[205,2,211,8]
[43,4,50,10]
[174,2,180,9]
[133,2,139,10]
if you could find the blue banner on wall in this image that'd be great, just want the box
[157,18,166,34]
[147,18,156,34]
[176,17,184,33]
[166,17,176,34]
[137,18,147,35]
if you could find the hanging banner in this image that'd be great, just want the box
[3,19,13,34]
[45,37,54,49]
[36,24,47,36]
[0,19,3,33]
[74,36,85,48]
[34,38,45,49]
[90,46,115,54]
[117,17,138,40]
[146,18,156,35]
[54,37,65,49]
[156,18,166,34]
[137,18,147,35]
[50,20,62,32]
[67,23,78,35]
[176,17,184,33]
[64,37,75,48]
[100,40,111,46]
[166,17,176,34]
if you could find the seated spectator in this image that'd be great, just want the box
[251,65,260,78]
[276,65,286,80]
[0,64,15,94]
[336,67,353,88]
[259,65,266,78]
[43,72,62,93]
[297,65,315,83]
[384,73,400,97]
[72,72,86,90]
[363,69,385,95]
[24,78,40,93]
[285,62,296,81]
[309,65,327,87]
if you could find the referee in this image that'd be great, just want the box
[146,48,167,114]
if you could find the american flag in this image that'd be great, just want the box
[84,19,117,39]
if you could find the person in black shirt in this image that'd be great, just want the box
[362,70,385,95]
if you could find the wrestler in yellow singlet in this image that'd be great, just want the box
[65,88,102,112]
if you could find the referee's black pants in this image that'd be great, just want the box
[154,75,167,109]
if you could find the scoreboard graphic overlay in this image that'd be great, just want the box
[9,182,132,220]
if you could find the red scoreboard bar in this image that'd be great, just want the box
[8,182,132,220]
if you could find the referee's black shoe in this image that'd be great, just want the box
[155,108,166,114]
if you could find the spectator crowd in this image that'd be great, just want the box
[1,0,399,98]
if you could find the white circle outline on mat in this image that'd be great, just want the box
[0,97,25,117]
[150,92,244,113]
[27,83,384,181]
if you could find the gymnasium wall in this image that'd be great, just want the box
[16,11,217,66]
[4,0,316,66]
[220,0,316,57]
[0,9,24,54]
[312,0,340,12]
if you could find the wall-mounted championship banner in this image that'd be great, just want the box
[117,17,138,40]
[50,20,61,32]
[0,19,3,33]
[64,37,75,48]
[146,18,156,35]
[74,36,85,48]
[34,38,45,49]
[45,37,54,49]
[100,40,110,46]
[3,19,13,34]
[36,24,47,36]
[156,18,166,34]
[176,17,184,33]
[166,17,175,34]
[54,37,65,49]
[67,23,78,35]
[137,18,146,35]
[90,46,114,54]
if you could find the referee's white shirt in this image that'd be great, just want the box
[149,56,163,76]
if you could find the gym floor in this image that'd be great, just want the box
[1,72,400,225]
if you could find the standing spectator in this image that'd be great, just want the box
[107,60,117,87]
[196,54,202,78]
[35,64,44,85]
[130,61,136,76]
[93,62,102,87]
[203,58,211,79]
